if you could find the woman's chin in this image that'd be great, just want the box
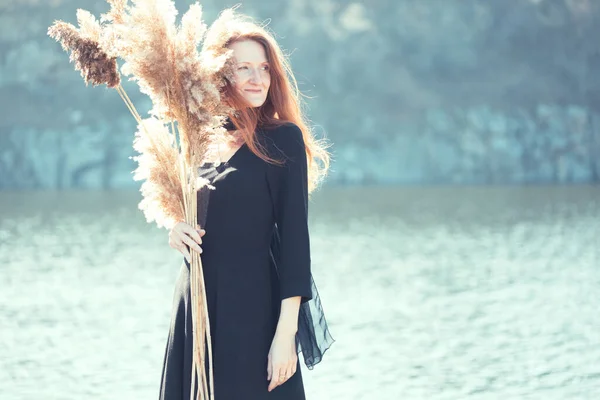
[247,99,266,108]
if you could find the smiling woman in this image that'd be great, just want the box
[160,6,334,400]
[230,40,272,108]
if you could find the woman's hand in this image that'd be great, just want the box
[168,222,205,263]
[267,330,298,392]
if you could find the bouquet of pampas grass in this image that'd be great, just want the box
[48,1,238,399]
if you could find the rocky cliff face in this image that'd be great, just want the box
[1,0,599,188]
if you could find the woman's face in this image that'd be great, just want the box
[230,39,271,108]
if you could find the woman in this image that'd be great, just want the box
[158,9,334,400]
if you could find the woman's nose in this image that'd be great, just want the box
[249,68,263,84]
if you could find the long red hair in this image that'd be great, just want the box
[214,11,331,194]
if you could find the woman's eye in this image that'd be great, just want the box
[236,65,269,73]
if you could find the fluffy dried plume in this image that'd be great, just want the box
[110,0,178,111]
[200,8,237,85]
[76,9,102,41]
[48,20,120,88]
[50,0,237,220]
[102,0,235,168]
[131,117,184,229]
[176,2,207,54]
[201,8,236,54]
[101,0,128,24]
[50,3,245,398]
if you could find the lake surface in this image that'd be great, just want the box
[0,185,599,399]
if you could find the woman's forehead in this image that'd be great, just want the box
[231,40,268,63]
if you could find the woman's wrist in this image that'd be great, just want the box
[276,313,298,335]
[276,296,301,336]
[275,323,298,337]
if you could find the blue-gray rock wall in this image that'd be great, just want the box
[1,0,599,188]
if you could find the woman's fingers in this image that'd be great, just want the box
[169,222,205,261]
[178,230,203,254]
[268,365,279,391]
[173,222,205,245]
[282,364,292,383]
[168,226,181,250]
[267,355,272,381]
[183,223,204,245]
[268,363,287,392]
[168,234,177,250]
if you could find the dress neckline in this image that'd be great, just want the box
[218,142,246,165]
[203,141,247,170]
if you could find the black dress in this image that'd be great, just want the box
[158,122,334,400]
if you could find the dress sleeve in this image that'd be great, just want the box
[268,124,313,304]
[266,124,336,369]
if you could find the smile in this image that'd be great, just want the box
[244,89,262,93]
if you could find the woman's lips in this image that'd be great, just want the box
[244,89,262,93]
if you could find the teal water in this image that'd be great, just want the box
[0,186,599,399]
